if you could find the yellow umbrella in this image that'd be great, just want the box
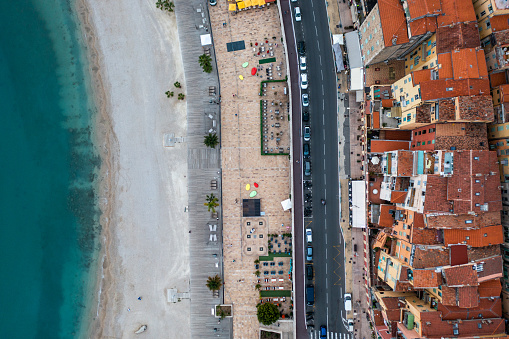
[259,0,265,4]
[244,0,252,7]
[229,3,236,11]
[246,184,250,190]
[237,1,245,9]
[239,75,244,80]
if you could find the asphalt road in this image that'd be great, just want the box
[286,0,347,337]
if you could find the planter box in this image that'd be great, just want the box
[215,304,233,318]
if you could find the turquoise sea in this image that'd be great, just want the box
[0,0,101,338]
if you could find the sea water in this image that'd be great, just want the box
[0,0,101,338]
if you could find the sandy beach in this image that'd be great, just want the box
[80,0,191,337]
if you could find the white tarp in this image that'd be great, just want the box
[350,67,364,91]
[200,34,212,46]
[281,199,292,211]
[333,44,345,72]
[345,31,362,68]
[333,34,344,45]
[351,181,367,228]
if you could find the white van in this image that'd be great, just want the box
[306,228,312,243]
[294,7,301,22]
[347,319,354,332]
[344,293,352,311]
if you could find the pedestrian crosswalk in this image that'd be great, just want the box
[308,331,352,339]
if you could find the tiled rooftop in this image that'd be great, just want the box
[425,211,502,229]
[419,78,490,101]
[437,0,476,27]
[490,13,509,32]
[423,175,452,213]
[371,140,410,153]
[379,204,396,227]
[436,23,481,54]
[411,269,442,288]
[411,245,449,268]
[468,245,501,261]
[443,264,479,287]
[457,286,480,308]
[475,255,503,282]
[438,298,502,319]
[478,278,503,297]
[443,225,504,247]
[378,0,410,46]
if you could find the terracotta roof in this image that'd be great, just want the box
[468,245,501,262]
[373,109,380,129]
[443,264,479,287]
[419,78,490,101]
[438,54,453,79]
[373,230,390,249]
[409,17,438,36]
[412,69,432,86]
[425,211,501,229]
[406,0,441,18]
[439,298,502,319]
[370,140,410,153]
[443,225,504,247]
[383,130,412,140]
[381,99,393,108]
[411,227,441,245]
[479,278,503,298]
[441,284,459,305]
[378,204,395,227]
[499,84,509,103]
[412,269,442,288]
[436,23,481,54]
[445,49,488,80]
[454,95,494,122]
[412,245,449,268]
[491,14,509,32]
[490,71,507,88]
[457,286,480,308]
[476,256,503,282]
[390,191,407,203]
[423,176,452,213]
[422,318,505,338]
[378,0,410,47]
[437,0,476,27]
[396,150,414,176]
[450,244,469,266]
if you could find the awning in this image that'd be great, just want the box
[238,1,245,9]
[244,0,252,6]
[200,34,212,46]
[351,181,366,228]
[333,34,344,45]
[350,67,364,91]
[281,199,292,211]
[229,3,236,11]
[332,43,345,72]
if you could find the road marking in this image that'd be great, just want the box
[322,84,324,95]
[313,11,316,22]
[323,144,325,155]
[319,54,322,65]
[321,69,323,80]
[315,26,318,36]
[325,232,328,245]
[323,100,325,110]
[317,40,320,51]
[324,173,326,185]
[326,247,328,260]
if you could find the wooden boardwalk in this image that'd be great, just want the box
[174,0,232,337]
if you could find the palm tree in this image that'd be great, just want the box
[204,133,219,148]
[174,81,181,88]
[165,90,174,98]
[199,54,213,73]
[254,270,261,277]
[204,193,219,213]
[178,93,185,100]
[206,275,222,291]
[255,284,262,290]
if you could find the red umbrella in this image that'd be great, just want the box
[251,67,257,75]
[254,182,259,188]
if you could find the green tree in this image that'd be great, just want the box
[254,270,261,277]
[206,275,222,291]
[178,93,185,100]
[199,54,213,73]
[165,90,174,98]
[257,302,280,325]
[255,284,262,290]
[204,133,219,148]
[204,193,219,213]
[174,81,181,88]
[156,0,175,12]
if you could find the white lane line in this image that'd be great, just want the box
[323,100,325,110]
[323,158,326,169]
[323,144,326,155]
[323,114,325,125]
[324,173,326,185]
[325,232,328,245]
[317,40,320,51]
[319,54,322,65]
[315,26,318,36]
[322,84,324,95]
[313,11,316,22]
[321,69,323,80]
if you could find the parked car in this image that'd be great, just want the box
[298,41,306,55]
[304,125,310,141]
[303,143,310,158]
[302,111,309,122]
[344,293,352,311]
[304,160,311,176]
[347,319,354,332]
[300,56,307,70]
[294,7,302,21]
[306,228,312,242]
[306,246,313,261]
[306,284,314,306]
[302,93,309,106]
[306,264,313,279]
[320,325,327,338]
[300,73,308,89]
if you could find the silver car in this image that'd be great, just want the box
[302,93,309,106]
[304,126,310,141]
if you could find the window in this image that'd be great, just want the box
[438,291,442,297]
[465,220,473,224]
[259,247,263,251]
[475,192,480,196]
[406,246,410,251]
[480,10,486,17]
[499,126,504,131]
[247,247,252,251]
[428,140,432,144]
[259,234,263,238]
[371,46,374,51]
[474,156,479,160]
[446,87,453,91]
[427,50,431,56]
[415,94,419,100]
[404,79,407,84]
[259,221,263,225]
[369,34,372,40]
[486,20,491,29]
[404,257,408,263]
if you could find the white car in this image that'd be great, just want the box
[306,228,312,243]
[300,73,308,90]
[295,7,301,21]
[302,93,309,106]
[300,56,307,71]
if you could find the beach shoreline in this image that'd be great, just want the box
[75,0,192,337]
[74,0,118,337]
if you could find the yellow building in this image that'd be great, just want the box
[404,34,437,75]
[473,0,509,40]
[488,122,509,182]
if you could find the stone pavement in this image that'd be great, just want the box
[209,2,294,338]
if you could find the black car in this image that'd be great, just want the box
[303,143,310,158]
[302,111,309,122]
[306,264,313,279]
[298,41,306,55]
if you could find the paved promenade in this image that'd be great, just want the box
[209,2,293,338]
